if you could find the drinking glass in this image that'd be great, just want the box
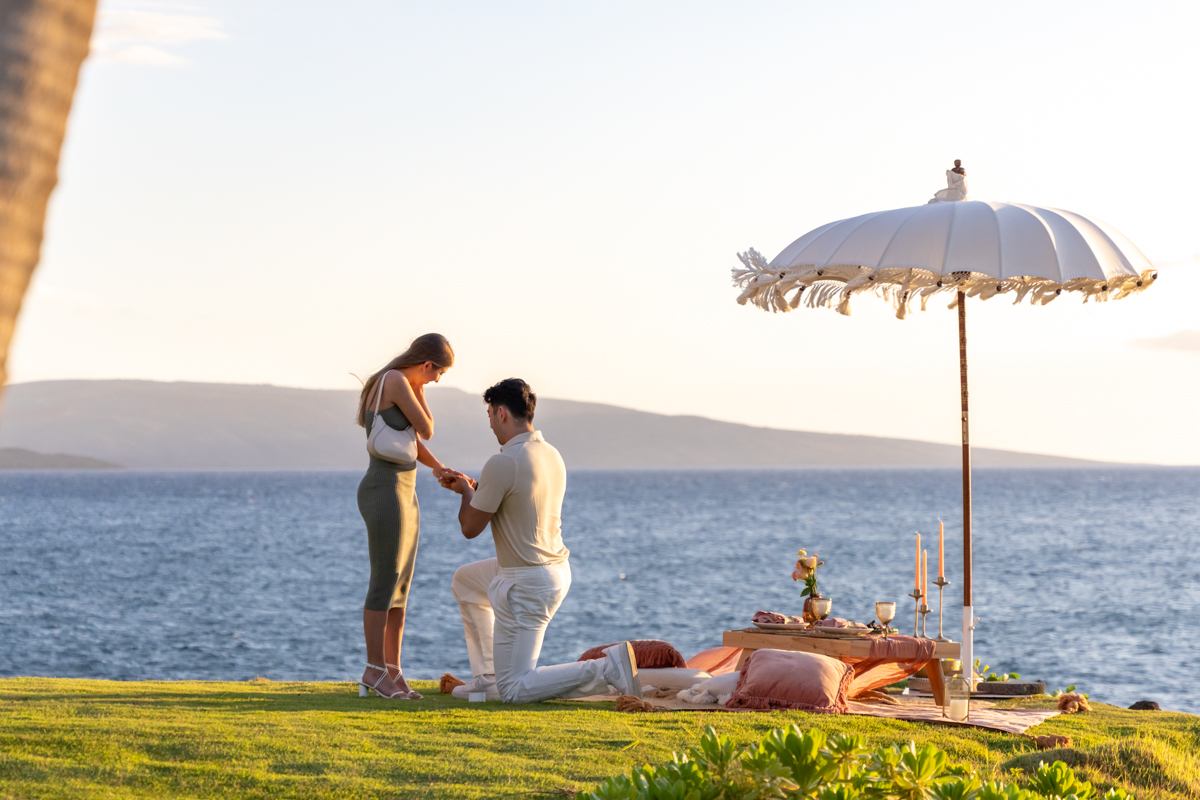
[875,601,897,640]
[811,597,832,620]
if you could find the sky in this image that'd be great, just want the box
[8,0,1200,464]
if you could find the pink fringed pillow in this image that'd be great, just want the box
[726,649,853,713]
[577,639,686,669]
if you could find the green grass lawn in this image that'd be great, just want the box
[1,678,1197,800]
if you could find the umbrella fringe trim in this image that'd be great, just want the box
[733,249,1158,319]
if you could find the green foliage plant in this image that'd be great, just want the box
[974,659,1020,683]
[969,659,1087,694]
[581,725,1136,800]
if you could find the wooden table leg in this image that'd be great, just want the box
[925,659,946,706]
[735,649,754,671]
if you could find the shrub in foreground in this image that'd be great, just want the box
[582,726,1131,800]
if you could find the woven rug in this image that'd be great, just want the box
[843,700,1059,735]
[568,694,1058,735]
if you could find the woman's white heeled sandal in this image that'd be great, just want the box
[386,663,421,700]
[359,663,404,698]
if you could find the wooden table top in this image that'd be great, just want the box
[723,629,962,659]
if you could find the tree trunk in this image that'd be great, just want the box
[0,0,97,404]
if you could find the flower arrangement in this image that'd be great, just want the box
[791,548,823,597]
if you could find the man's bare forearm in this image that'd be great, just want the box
[446,474,489,538]
[459,486,480,538]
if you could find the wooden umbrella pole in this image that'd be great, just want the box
[958,290,974,682]
[958,291,971,607]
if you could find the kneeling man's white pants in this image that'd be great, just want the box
[450,557,614,703]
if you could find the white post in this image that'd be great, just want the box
[962,606,977,685]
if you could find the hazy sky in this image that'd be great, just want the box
[9,0,1200,464]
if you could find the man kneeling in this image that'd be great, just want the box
[442,378,639,703]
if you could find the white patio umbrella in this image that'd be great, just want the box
[731,178,1158,682]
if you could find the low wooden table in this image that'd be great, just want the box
[723,629,961,706]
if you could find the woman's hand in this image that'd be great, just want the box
[388,371,434,439]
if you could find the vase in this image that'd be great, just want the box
[802,594,828,623]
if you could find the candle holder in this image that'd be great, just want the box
[932,577,952,642]
[918,602,931,638]
[907,590,924,637]
[944,669,971,721]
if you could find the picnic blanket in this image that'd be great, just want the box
[569,693,1058,735]
[842,701,1059,735]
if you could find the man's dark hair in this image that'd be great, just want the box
[484,378,536,421]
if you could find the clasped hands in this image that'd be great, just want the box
[433,464,476,494]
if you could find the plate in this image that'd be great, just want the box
[752,621,811,631]
[811,625,875,637]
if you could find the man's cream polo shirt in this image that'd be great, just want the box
[470,430,569,568]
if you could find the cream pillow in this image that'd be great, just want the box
[676,671,741,705]
[638,667,712,691]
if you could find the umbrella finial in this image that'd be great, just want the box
[929,161,970,203]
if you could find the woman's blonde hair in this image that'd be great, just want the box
[356,333,454,427]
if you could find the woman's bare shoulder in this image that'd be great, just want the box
[373,370,409,406]
[381,369,415,393]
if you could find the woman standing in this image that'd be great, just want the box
[355,333,455,699]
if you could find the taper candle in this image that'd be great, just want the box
[938,518,944,578]
[915,532,921,592]
[922,549,928,598]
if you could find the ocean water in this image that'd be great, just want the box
[1,467,1196,713]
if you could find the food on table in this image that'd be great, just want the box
[813,617,868,629]
[752,610,804,625]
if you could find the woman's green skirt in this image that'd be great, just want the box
[358,456,420,610]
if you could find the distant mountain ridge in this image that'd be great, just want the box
[0,380,1108,471]
[0,447,120,469]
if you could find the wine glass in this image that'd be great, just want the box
[811,597,832,620]
[875,601,897,640]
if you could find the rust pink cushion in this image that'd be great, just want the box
[725,649,853,713]
[686,646,742,676]
[577,639,686,669]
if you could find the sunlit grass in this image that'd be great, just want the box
[0,679,1195,799]
[1003,735,1200,800]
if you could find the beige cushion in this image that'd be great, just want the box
[638,667,712,691]
[726,649,853,713]
[676,671,743,705]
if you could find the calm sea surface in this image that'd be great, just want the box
[1,468,1197,713]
